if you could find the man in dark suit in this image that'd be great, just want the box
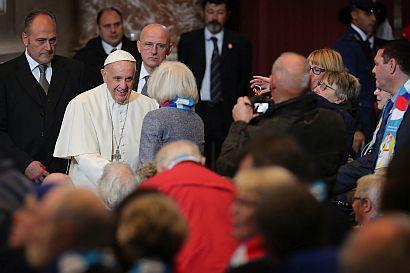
[334,40,410,195]
[74,7,141,89]
[178,0,252,169]
[0,10,86,182]
[134,23,172,95]
[334,0,386,143]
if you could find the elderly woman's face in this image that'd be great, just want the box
[313,79,340,104]
[231,192,259,241]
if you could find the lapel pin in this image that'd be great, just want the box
[228,43,233,49]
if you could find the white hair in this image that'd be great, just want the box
[97,163,140,209]
[272,52,310,91]
[356,174,385,212]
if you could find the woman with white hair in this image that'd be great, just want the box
[138,61,204,166]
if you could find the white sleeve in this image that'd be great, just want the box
[75,154,110,184]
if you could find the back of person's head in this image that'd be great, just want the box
[25,188,113,268]
[380,40,410,76]
[234,166,298,200]
[382,149,410,213]
[148,61,199,104]
[341,213,410,273]
[155,140,203,172]
[307,48,345,72]
[98,163,140,210]
[52,188,114,250]
[116,189,187,267]
[256,173,325,258]
[319,71,360,102]
[271,52,310,101]
[238,135,314,183]
[42,172,73,186]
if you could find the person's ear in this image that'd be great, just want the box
[137,40,142,53]
[363,198,373,213]
[388,58,397,74]
[167,43,173,56]
[22,32,29,47]
[101,68,107,82]
[200,156,206,166]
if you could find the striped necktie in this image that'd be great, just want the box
[210,37,222,105]
[38,64,49,95]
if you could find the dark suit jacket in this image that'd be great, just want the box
[0,54,86,173]
[74,36,141,89]
[133,61,143,91]
[178,28,252,123]
[334,27,386,108]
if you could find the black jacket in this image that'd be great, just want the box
[74,36,141,90]
[217,93,347,189]
[0,54,86,173]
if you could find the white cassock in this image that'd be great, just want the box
[54,83,158,190]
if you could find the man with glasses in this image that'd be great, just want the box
[351,174,384,226]
[334,0,387,143]
[178,0,252,170]
[74,7,141,89]
[135,23,172,96]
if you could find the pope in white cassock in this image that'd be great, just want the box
[54,50,157,189]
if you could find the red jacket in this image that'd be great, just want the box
[141,161,238,273]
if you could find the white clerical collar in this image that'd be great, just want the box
[101,39,123,55]
[351,23,368,41]
[204,27,224,42]
[25,48,51,72]
[139,62,150,81]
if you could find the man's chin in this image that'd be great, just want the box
[207,24,222,34]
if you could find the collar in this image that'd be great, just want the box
[101,39,123,55]
[204,27,224,42]
[166,155,201,170]
[350,24,368,41]
[139,62,150,81]
[25,48,51,72]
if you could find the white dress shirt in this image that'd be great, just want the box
[25,49,52,83]
[101,39,123,54]
[137,63,150,93]
[200,28,224,101]
[351,23,374,49]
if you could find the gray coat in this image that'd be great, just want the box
[138,108,204,166]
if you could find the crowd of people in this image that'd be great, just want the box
[1,0,410,272]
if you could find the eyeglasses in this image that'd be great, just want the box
[310,66,326,75]
[140,42,169,52]
[352,196,368,204]
[317,81,336,91]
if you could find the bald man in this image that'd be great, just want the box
[141,140,238,273]
[135,23,172,96]
[218,52,346,190]
[25,188,116,271]
[341,213,410,273]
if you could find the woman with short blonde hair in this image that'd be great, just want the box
[307,48,345,90]
[139,61,204,166]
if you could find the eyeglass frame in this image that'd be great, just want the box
[310,66,326,75]
[140,42,170,52]
[317,80,337,92]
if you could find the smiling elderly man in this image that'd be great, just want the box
[54,50,157,190]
